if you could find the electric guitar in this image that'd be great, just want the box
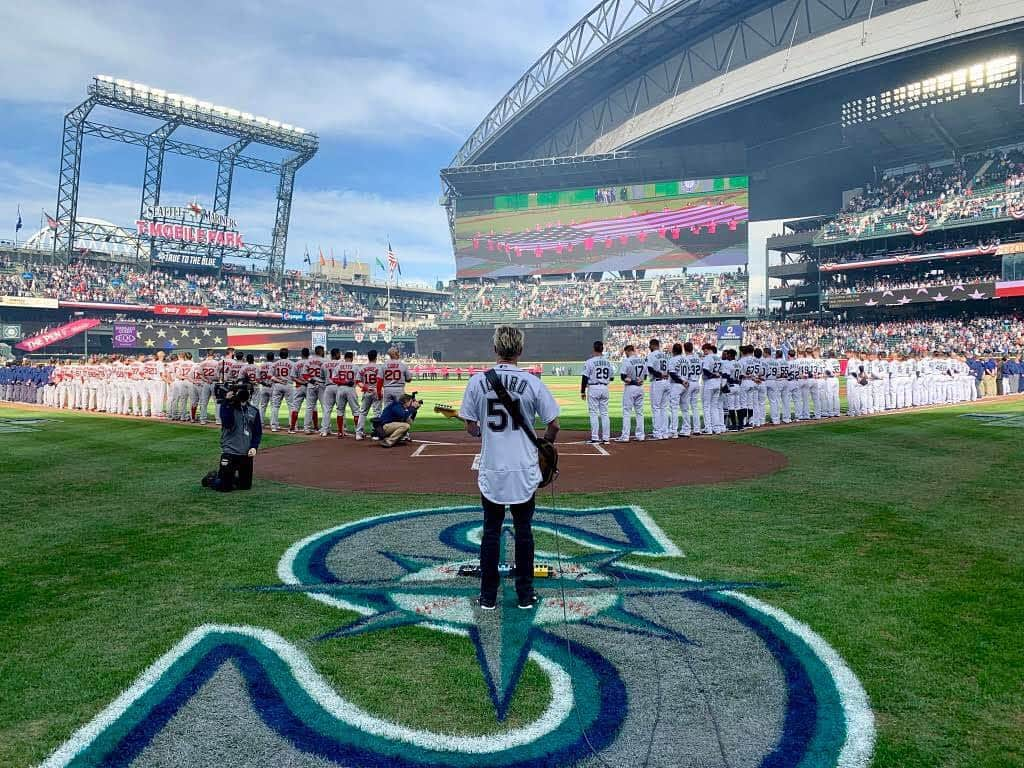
[433,403,465,422]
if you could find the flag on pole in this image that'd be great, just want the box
[387,240,401,275]
[342,252,348,269]
[330,248,336,268]
[318,247,326,266]
[16,205,22,233]
[303,245,311,265]
[44,211,58,230]
[375,256,387,273]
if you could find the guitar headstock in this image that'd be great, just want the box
[434,403,459,419]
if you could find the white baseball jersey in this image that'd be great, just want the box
[701,352,723,377]
[646,350,669,381]
[619,355,647,386]
[684,353,703,382]
[459,363,560,504]
[668,354,685,384]
[583,356,614,386]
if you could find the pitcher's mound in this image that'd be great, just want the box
[257,430,786,494]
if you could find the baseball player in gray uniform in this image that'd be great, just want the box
[646,338,671,439]
[255,352,274,425]
[355,349,383,440]
[617,344,647,441]
[304,346,327,434]
[321,349,361,437]
[581,340,613,443]
[381,347,412,408]
[268,349,294,433]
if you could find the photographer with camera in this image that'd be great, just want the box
[375,392,421,447]
[203,379,262,492]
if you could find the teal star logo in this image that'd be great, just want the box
[256,545,761,720]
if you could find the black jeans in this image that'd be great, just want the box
[480,494,535,602]
[216,452,253,492]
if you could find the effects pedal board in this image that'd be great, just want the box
[457,564,555,578]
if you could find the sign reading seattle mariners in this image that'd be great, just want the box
[40,506,874,767]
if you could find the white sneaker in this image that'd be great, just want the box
[615,437,630,443]
[355,433,364,441]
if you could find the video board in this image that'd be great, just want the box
[454,176,748,278]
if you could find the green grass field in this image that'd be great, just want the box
[1,379,1022,767]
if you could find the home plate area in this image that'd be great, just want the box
[256,430,786,494]
[411,435,609,467]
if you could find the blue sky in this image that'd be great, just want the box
[0,0,597,284]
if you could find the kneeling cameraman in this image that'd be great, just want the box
[206,379,262,491]
[376,392,421,447]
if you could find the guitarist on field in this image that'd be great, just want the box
[459,326,560,612]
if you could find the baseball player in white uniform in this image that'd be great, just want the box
[617,344,647,441]
[765,351,784,424]
[701,343,725,434]
[681,341,703,435]
[381,347,412,408]
[355,350,383,440]
[845,352,864,416]
[581,340,613,444]
[666,342,686,438]
[646,339,671,439]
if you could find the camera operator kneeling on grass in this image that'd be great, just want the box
[376,393,422,447]
[205,379,262,491]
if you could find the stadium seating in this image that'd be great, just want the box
[0,258,371,318]
[605,317,1024,357]
[819,148,1024,243]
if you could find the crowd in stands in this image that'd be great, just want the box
[0,258,371,317]
[820,148,1024,242]
[439,271,747,324]
[823,271,1001,295]
[603,316,1024,357]
[821,235,1002,267]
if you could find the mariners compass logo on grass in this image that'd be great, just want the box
[42,506,875,768]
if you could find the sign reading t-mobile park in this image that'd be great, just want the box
[135,202,245,265]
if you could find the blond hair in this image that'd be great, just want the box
[493,325,524,360]
[388,347,400,359]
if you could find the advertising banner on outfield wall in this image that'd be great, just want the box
[112,324,138,348]
[827,281,996,308]
[109,323,228,350]
[154,304,210,317]
[0,295,60,309]
[15,318,100,352]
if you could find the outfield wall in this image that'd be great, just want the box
[416,325,606,362]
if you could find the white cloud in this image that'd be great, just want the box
[0,0,594,141]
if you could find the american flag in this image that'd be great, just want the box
[387,241,400,275]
